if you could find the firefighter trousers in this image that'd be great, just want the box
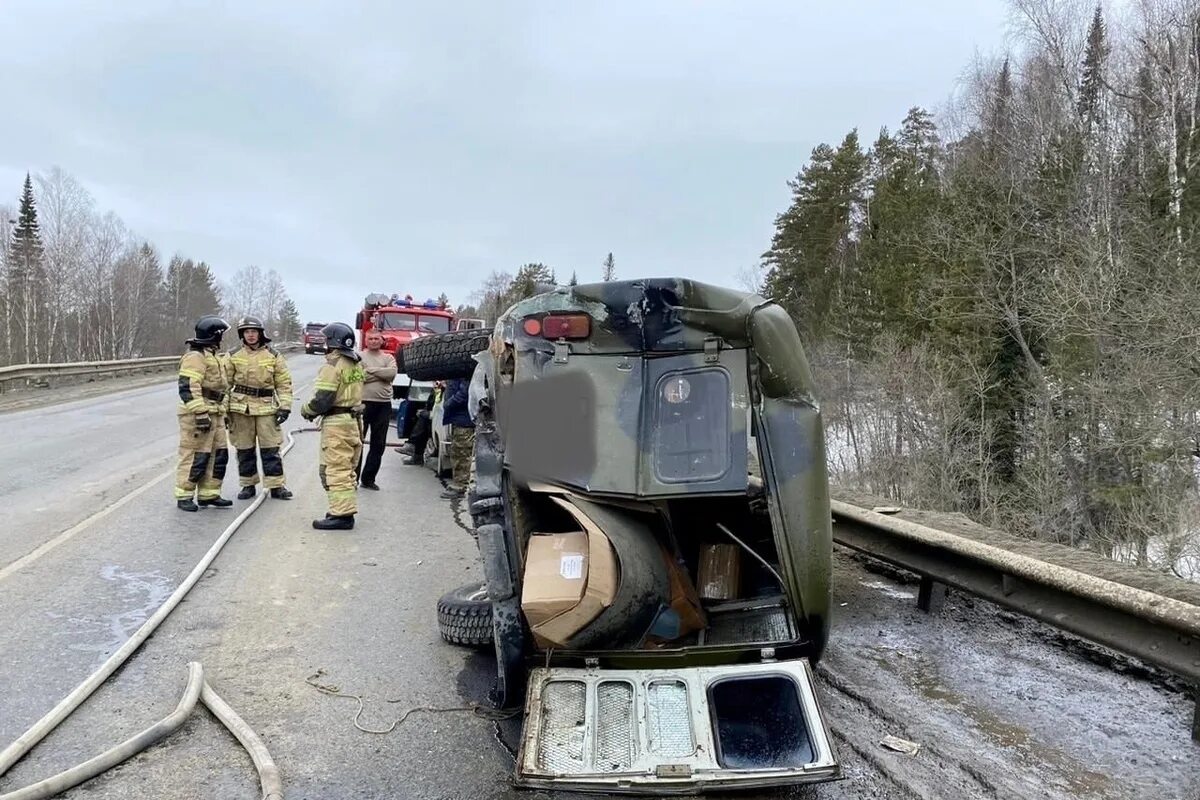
[319,414,362,517]
[449,425,475,491]
[228,412,286,488]
[175,413,229,500]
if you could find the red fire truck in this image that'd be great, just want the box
[355,293,458,437]
[355,293,455,361]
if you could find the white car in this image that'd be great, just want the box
[425,392,452,477]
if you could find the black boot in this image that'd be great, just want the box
[237,486,256,500]
[312,515,354,530]
[199,497,234,508]
[361,480,380,490]
[402,456,424,466]
[270,487,293,500]
[177,499,198,512]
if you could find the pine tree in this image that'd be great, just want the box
[601,253,616,281]
[851,109,943,351]
[455,302,483,321]
[10,174,44,361]
[762,131,867,342]
[509,263,555,300]
[277,297,301,342]
[568,270,579,286]
[1077,7,1107,135]
[987,58,1013,152]
[162,257,222,349]
[436,292,450,308]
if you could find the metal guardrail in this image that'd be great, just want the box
[0,357,179,394]
[830,499,1200,741]
[0,344,303,395]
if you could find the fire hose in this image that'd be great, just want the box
[0,425,319,800]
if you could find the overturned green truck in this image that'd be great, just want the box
[403,278,841,794]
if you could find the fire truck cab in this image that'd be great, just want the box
[355,293,454,435]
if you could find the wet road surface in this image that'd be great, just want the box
[0,360,1196,799]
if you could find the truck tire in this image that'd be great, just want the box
[558,497,671,651]
[402,330,490,381]
[437,583,494,648]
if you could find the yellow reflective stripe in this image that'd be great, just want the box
[327,490,357,499]
[314,381,338,390]
[322,417,359,426]
[179,369,202,379]
[183,399,206,412]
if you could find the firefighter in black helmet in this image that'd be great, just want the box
[227,315,294,501]
[300,322,365,529]
[175,315,233,511]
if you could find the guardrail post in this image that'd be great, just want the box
[917,576,947,614]
[1192,687,1199,742]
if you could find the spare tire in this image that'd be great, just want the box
[436,582,494,648]
[559,498,672,651]
[402,330,491,381]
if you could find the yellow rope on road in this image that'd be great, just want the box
[304,669,520,735]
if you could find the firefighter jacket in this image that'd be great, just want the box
[227,344,293,416]
[178,345,230,417]
[302,352,365,420]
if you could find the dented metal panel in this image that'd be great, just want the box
[516,661,840,793]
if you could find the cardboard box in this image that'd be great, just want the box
[697,543,741,601]
[521,532,591,628]
[521,497,619,648]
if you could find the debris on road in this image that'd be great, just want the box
[879,734,921,755]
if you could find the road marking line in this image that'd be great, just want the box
[0,463,173,583]
[0,376,317,584]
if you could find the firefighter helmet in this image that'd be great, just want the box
[236,315,271,344]
[188,315,228,347]
[322,322,360,361]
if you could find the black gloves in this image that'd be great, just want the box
[195,414,212,434]
[275,408,290,426]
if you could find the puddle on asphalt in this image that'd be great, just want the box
[867,647,1116,799]
[48,564,173,668]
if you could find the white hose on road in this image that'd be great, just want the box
[0,663,284,800]
[0,424,316,797]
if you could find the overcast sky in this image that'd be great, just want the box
[0,1,1010,327]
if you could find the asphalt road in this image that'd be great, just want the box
[0,358,1196,800]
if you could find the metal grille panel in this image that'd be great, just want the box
[536,680,587,772]
[646,680,694,757]
[707,607,793,644]
[595,681,636,770]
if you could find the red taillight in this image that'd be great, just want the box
[522,318,542,336]
[541,314,590,340]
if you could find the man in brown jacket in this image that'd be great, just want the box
[358,330,397,490]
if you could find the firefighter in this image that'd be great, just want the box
[227,315,294,500]
[301,322,365,530]
[176,315,233,511]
